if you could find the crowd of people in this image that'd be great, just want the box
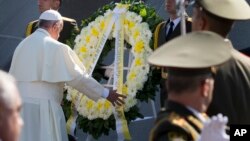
[1,0,250,141]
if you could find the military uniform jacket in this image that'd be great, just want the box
[153,17,192,50]
[26,16,78,44]
[207,43,250,125]
[150,101,206,141]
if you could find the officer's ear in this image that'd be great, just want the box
[200,78,214,98]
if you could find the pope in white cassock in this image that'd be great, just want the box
[9,10,125,141]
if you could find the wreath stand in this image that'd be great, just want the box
[85,47,157,141]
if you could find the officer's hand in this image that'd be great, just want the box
[106,90,126,106]
[198,114,229,141]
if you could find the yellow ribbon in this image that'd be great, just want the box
[66,93,78,136]
[114,107,132,140]
[113,5,131,140]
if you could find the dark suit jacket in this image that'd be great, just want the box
[154,17,192,50]
[153,17,192,109]
[207,47,250,125]
[26,17,78,44]
[150,101,205,141]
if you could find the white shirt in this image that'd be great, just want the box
[166,17,181,35]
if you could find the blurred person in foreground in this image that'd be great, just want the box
[0,70,23,141]
[9,10,125,141]
[192,0,250,125]
[148,31,231,141]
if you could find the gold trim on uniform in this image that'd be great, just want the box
[168,132,187,141]
[187,115,203,130]
[153,21,166,50]
[149,113,200,141]
[171,117,199,140]
[26,20,38,37]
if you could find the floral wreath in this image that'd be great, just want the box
[64,1,163,139]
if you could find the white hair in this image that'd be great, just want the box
[0,70,17,109]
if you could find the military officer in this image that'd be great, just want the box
[148,31,231,141]
[26,0,78,44]
[192,0,250,125]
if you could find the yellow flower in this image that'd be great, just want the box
[128,21,135,29]
[104,101,111,109]
[86,100,94,109]
[128,72,136,80]
[85,35,90,43]
[135,58,142,66]
[91,28,99,36]
[100,20,105,30]
[80,46,87,53]
[133,29,140,39]
[134,40,144,53]
[97,102,103,111]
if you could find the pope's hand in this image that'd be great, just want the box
[198,113,229,141]
[106,90,126,106]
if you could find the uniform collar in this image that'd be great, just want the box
[186,106,207,123]
[167,101,196,117]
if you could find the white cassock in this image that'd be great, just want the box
[9,28,107,141]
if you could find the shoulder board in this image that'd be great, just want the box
[167,112,199,140]
[26,20,38,37]
[187,115,203,130]
[154,21,167,50]
[62,17,76,22]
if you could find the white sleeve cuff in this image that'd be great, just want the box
[102,88,109,98]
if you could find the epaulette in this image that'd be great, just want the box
[62,17,76,22]
[187,115,203,130]
[26,20,38,37]
[157,112,199,140]
[153,21,166,50]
